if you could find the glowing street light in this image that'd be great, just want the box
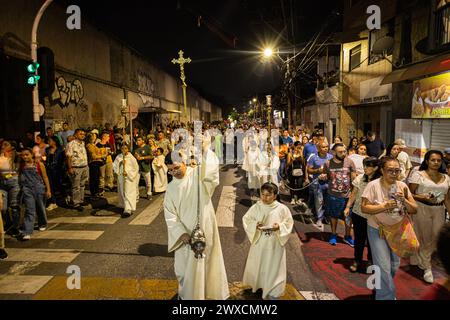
[252,97,257,103]
[263,47,274,58]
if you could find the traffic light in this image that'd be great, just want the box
[37,47,55,96]
[27,62,40,86]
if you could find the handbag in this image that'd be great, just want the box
[375,214,420,258]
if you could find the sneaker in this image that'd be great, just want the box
[314,221,324,231]
[121,211,131,218]
[0,249,7,259]
[46,203,58,211]
[344,236,355,247]
[329,234,337,245]
[38,225,47,231]
[423,269,434,284]
[19,234,31,241]
[146,194,152,200]
[6,227,20,237]
[73,205,84,212]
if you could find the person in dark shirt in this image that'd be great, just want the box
[363,131,385,158]
[421,223,450,300]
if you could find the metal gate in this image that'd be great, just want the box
[431,119,450,150]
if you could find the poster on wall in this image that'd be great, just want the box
[412,72,450,118]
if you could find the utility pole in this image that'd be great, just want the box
[31,0,53,137]
[171,50,191,122]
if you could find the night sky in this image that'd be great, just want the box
[56,0,342,111]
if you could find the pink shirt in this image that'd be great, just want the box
[361,178,409,229]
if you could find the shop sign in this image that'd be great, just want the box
[360,76,392,104]
[412,72,450,119]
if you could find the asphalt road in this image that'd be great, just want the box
[0,164,326,300]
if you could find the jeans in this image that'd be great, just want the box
[311,181,327,222]
[89,162,102,196]
[352,212,372,263]
[0,176,20,229]
[278,157,287,181]
[367,225,400,300]
[70,166,89,206]
[22,186,47,235]
[46,166,63,204]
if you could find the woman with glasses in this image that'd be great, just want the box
[385,142,409,182]
[361,156,417,300]
[344,157,381,273]
[409,150,450,284]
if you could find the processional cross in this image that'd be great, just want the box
[172,50,191,119]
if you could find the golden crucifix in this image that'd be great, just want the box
[172,50,191,120]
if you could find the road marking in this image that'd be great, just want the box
[32,277,304,300]
[0,275,53,294]
[216,186,236,227]
[5,248,82,263]
[31,230,104,240]
[299,291,339,300]
[48,216,120,224]
[129,195,164,225]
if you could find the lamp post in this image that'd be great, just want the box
[31,0,53,137]
[261,47,297,130]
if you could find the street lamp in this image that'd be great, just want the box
[260,47,296,129]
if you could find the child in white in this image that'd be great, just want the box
[113,144,139,217]
[242,182,294,299]
[152,147,168,193]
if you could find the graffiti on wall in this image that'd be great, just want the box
[137,71,155,107]
[51,76,86,109]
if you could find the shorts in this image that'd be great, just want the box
[326,195,348,219]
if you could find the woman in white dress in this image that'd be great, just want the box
[409,150,450,284]
[152,147,168,193]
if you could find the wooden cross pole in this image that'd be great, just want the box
[171,50,192,121]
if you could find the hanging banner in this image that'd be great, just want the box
[412,72,450,119]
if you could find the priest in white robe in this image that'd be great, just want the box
[113,144,139,218]
[242,182,294,299]
[152,147,168,193]
[164,147,229,300]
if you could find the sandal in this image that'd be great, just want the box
[349,261,359,273]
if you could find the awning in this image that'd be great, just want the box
[381,53,450,84]
[138,106,181,114]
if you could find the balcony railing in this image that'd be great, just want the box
[436,3,450,46]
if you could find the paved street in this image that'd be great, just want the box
[0,164,446,300]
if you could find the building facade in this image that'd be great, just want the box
[0,0,222,139]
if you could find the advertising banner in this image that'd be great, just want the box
[412,72,450,118]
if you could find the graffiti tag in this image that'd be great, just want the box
[51,76,84,108]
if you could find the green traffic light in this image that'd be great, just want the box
[27,75,41,85]
[27,62,40,73]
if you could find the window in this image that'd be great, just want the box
[349,45,361,71]
[368,20,395,65]
[436,1,450,46]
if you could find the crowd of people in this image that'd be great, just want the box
[1,120,450,300]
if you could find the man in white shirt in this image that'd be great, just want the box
[394,138,412,182]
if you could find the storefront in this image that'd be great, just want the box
[384,54,450,159]
[340,76,393,144]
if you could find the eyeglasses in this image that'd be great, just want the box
[386,169,401,175]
